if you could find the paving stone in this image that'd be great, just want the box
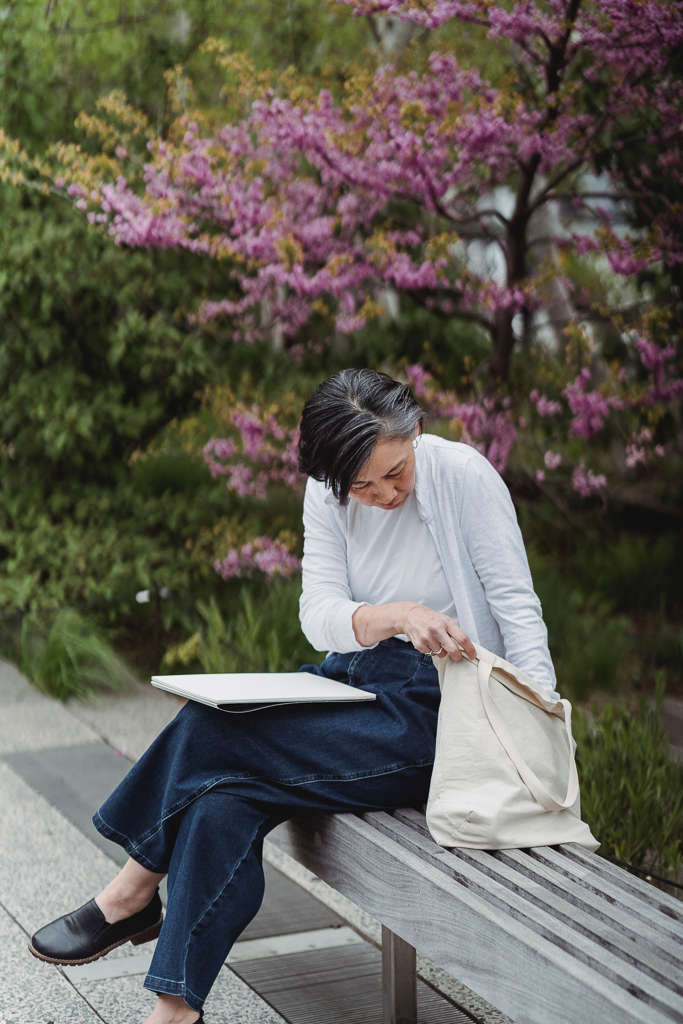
[65,681,182,762]
[0,903,98,1024]
[0,657,43,705]
[0,762,118,934]
[232,944,475,1024]
[241,863,342,940]
[3,744,134,865]
[0,702,101,755]
[77,965,287,1024]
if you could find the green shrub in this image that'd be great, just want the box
[163,577,322,675]
[646,619,683,678]
[527,545,630,700]
[574,681,683,894]
[20,609,132,702]
[572,534,683,617]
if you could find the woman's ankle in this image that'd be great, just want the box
[144,993,200,1024]
[95,883,155,924]
[95,858,165,924]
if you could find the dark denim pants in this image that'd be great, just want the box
[93,639,440,1012]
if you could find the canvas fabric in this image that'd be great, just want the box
[426,644,599,850]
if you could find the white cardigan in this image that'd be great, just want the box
[299,434,558,696]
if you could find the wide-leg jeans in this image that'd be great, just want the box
[93,639,440,1012]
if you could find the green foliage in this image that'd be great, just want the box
[575,682,683,892]
[646,620,683,677]
[164,578,321,674]
[0,189,222,475]
[0,0,369,627]
[0,187,238,614]
[527,545,631,701]
[0,0,369,152]
[571,534,683,617]
[20,608,131,702]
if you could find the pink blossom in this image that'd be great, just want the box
[544,450,562,470]
[625,445,648,469]
[535,470,545,484]
[232,411,265,459]
[530,390,563,417]
[78,0,683,356]
[406,364,432,398]
[624,427,666,469]
[214,537,301,579]
[203,438,236,477]
[563,370,621,439]
[635,338,683,404]
[417,381,517,472]
[572,461,607,498]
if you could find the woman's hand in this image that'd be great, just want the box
[352,601,476,660]
[399,603,476,661]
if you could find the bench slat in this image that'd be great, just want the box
[364,811,683,1020]
[393,808,683,947]
[525,845,683,945]
[561,844,683,923]
[458,846,683,990]
[492,847,683,971]
[269,813,677,1024]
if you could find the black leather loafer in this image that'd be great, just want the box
[28,888,163,966]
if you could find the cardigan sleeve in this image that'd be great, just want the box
[299,478,374,653]
[459,454,558,695]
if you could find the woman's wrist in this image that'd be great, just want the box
[392,601,419,636]
[352,601,420,647]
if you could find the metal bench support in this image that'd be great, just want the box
[382,924,417,1024]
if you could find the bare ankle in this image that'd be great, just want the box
[95,859,165,924]
[144,993,200,1024]
[95,885,152,924]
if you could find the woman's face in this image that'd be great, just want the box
[348,434,417,510]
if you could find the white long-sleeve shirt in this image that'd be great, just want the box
[299,434,558,696]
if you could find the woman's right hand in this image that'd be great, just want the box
[400,602,476,661]
[352,601,476,660]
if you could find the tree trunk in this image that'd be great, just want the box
[489,308,516,381]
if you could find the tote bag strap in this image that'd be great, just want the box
[477,657,579,813]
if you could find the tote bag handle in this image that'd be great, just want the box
[477,657,579,813]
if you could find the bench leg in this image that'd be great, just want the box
[381,924,417,1024]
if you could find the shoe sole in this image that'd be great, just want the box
[27,915,163,966]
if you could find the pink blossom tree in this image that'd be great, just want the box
[43,0,683,384]
[203,399,304,579]
[3,0,681,566]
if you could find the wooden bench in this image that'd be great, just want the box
[268,807,683,1024]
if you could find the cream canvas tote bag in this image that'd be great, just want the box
[426,643,599,851]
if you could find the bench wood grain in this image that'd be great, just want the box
[268,809,683,1024]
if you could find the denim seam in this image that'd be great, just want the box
[274,757,435,785]
[179,812,268,999]
[143,975,202,1012]
[92,812,164,872]
[98,756,435,856]
[106,775,263,851]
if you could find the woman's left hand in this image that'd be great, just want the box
[352,601,476,660]
[398,603,476,661]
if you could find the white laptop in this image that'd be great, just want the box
[151,671,376,713]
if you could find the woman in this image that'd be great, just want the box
[29,369,557,1024]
